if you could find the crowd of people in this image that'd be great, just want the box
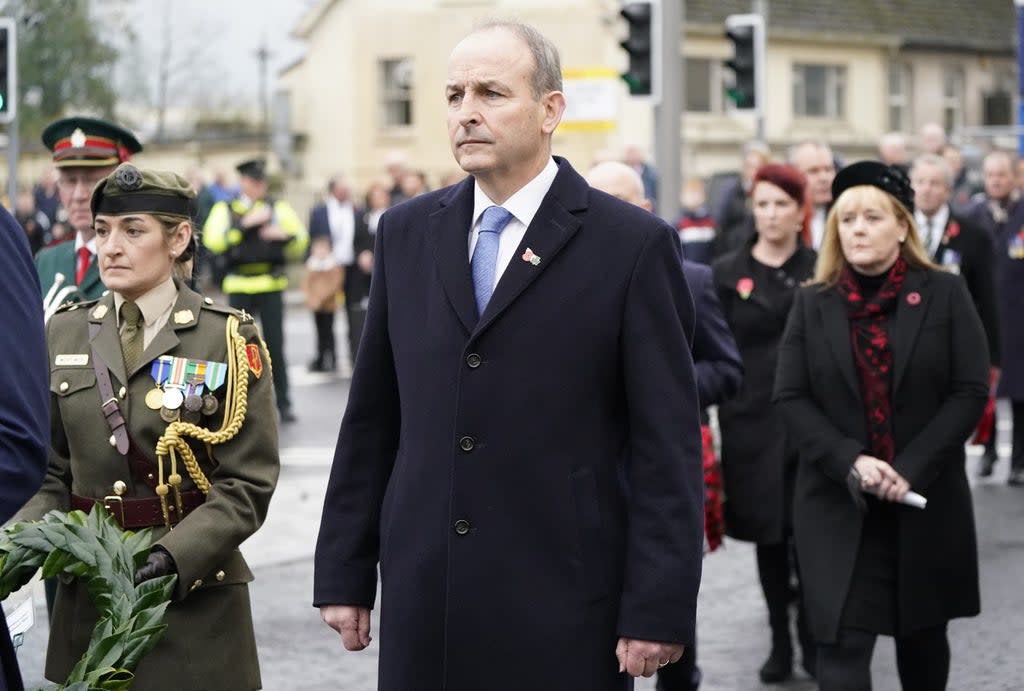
[0,16,1017,691]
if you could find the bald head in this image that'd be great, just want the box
[878,132,907,166]
[586,161,652,210]
[919,123,946,155]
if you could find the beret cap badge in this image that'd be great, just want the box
[114,164,143,191]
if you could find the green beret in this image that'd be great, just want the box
[90,163,196,219]
[41,116,142,168]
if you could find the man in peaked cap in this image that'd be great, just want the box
[35,116,143,313]
[203,157,308,423]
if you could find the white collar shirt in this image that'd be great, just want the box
[811,206,827,250]
[914,204,950,258]
[468,157,559,289]
[326,197,355,265]
[74,233,97,255]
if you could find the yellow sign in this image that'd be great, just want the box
[559,67,620,133]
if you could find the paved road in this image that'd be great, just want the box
[13,303,1024,690]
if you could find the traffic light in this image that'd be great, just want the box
[0,18,15,124]
[620,2,654,96]
[725,14,763,111]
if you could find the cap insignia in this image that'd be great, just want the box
[70,128,87,148]
[114,164,143,191]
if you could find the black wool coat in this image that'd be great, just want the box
[774,269,988,643]
[712,243,817,543]
[314,158,705,691]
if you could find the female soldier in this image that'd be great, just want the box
[12,163,279,690]
[774,161,988,689]
[712,163,817,683]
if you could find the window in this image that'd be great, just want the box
[887,62,912,132]
[380,58,414,128]
[793,64,846,118]
[942,66,964,133]
[685,57,729,114]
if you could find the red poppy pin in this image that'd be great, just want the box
[737,277,754,300]
[941,221,960,245]
[906,291,922,306]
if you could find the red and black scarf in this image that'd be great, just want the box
[836,257,907,463]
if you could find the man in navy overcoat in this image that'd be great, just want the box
[0,205,50,691]
[314,19,704,691]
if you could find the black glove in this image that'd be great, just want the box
[134,548,177,585]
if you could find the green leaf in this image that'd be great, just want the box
[94,668,135,691]
[40,548,74,579]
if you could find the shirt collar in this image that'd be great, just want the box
[915,204,949,229]
[114,276,178,327]
[74,233,97,254]
[471,157,559,230]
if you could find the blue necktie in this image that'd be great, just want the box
[471,205,514,315]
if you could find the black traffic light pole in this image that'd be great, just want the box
[0,18,17,209]
[724,12,765,141]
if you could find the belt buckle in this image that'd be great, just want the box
[102,495,126,526]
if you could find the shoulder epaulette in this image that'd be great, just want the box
[199,297,254,323]
[54,297,100,315]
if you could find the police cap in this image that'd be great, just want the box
[236,158,267,181]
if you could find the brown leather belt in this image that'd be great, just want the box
[71,490,205,530]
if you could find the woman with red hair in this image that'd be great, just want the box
[712,163,818,683]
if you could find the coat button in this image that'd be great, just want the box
[118,386,127,399]
[466,353,481,368]
[59,382,69,392]
[454,519,471,535]
[459,436,475,452]
[216,570,226,582]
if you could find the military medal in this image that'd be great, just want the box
[162,387,184,410]
[201,394,219,416]
[201,360,228,416]
[145,388,164,410]
[181,408,201,424]
[160,406,179,423]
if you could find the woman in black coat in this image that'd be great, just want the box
[712,163,817,683]
[774,161,989,690]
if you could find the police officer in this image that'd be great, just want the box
[202,158,308,422]
[12,164,279,691]
[35,116,143,317]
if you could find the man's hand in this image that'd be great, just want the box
[321,605,372,651]
[241,206,273,228]
[357,249,374,274]
[615,637,684,678]
[853,454,910,502]
[258,224,290,242]
[133,549,176,585]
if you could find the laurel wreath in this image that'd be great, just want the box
[0,507,176,690]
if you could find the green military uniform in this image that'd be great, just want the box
[12,166,279,691]
[35,240,104,302]
[202,158,308,420]
[35,116,143,310]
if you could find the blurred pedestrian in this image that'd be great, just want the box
[587,160,744,691]
[302,235,344,372]
[0,202,49,691]
[712,163,818,684]
[35,117,143,313]
[967,150,1024,483]
[789,140,837,249]
[202,158,309,423]
[943,144,983,215]
[33,167,61,226]
[918,122,947,156]
[774,161,989,690]
[362,180,391,235]
[385,151,410,205]
[624,143,658,204]
[714,140,770,257]
[14,188,51,255]
[11,164,280,690]
[314,19,703,690]
[877,132,908,173]
[674,177,717,265]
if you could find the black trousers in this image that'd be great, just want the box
[312,310,336,367]
[228,291,291,412]
[817,625,949,691]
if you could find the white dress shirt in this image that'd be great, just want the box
[326,197,356,265]
[468,157,559,289]
[811,206,827,250]
[914,204,950,258]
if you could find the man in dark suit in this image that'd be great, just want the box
[314,19,704,691]
[34,117,143,316]
[0,206,50,691]
[968,150,1024,484]
[588,160,743,691]
[911,153,1001,474]
[308,175,373,366]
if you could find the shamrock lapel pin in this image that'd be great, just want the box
[522,248,541,266]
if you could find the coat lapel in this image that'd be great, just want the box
[475,166,585,333]
[428,179,479,334]
[890,270,930,395]
[80,260,104,299]
[88,292,128,387]
[819,288,861,401]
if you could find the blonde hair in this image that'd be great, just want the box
[813,185,938,287]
